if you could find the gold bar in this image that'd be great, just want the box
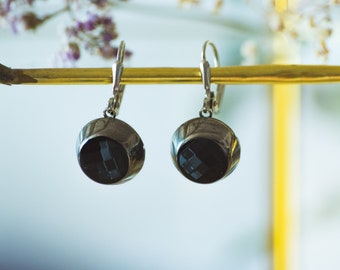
[273,1,298,270]
[273,84,299,270]
[273,84,287,270]
[2,64,340,85]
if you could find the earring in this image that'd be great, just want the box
[171,41,240,184]
[76,41,145,184]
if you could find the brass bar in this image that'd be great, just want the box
[2,64,340,85]
[272,1,297,270]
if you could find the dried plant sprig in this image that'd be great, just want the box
[178,0,200,6]
[267,0,339,61]
[178,0,224,13]
[0,0,129,65]
[213,0,224,14]
[179,0,339,61]
[62,13,118,63]
[0,1,68,32]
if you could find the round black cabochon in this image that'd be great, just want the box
[177,138,228,184]
[79,136,129,184]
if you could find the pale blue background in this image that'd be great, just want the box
[1,1,340,270]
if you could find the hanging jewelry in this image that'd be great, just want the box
[170,41,240,184]
[76,41,145,184]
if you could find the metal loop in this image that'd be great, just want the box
[104,40,126,118]
[199,40,225,117]
[103,97,116,118]
[199,109,213,118]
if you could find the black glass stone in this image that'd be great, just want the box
[79,136,129,184]
[177,138,228,184]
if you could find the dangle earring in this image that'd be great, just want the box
[76,41,145,184]
[171,41,240,184]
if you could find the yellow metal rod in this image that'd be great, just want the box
[273,84,299,270]
[2,64,340,85]
[273,1,298,270]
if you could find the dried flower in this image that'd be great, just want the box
[61,11,131,65]
[99,44,118,59]
[90,0,109,8]
[20,11,44,30]
[264,0,340,61]
[213,0,223,14]
[240,40,258,65]
[182,0,339,61]
[178,0,200,7]
[26,0,36,6]
[0,0,129,65]
[63,42,81,62]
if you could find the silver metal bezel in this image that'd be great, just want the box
[76,117,145,184]
[170,117,240,183]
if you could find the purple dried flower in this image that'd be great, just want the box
[63,13,120,61]
[87,12,99,23]
[0,5,5,17]
[99,44,132,59]
[83,19,96,31]
[83,13,100,30]
[5,0,12,13]
[26,0,36,6]
[100,16,112,25]
[0,0,11,17]
[76,21,84,31]
[0,0,132,64]
[90,0,108,9]
[102,32,115,43]
[66,26,78,37]
[10,15,20,33]
[63,42,81,62]
[99,44,118,59]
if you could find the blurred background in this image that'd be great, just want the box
[1,0,340,269]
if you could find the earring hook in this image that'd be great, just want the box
[199,40,225,117]
[104,40,126,118]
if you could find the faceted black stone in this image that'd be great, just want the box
[177,138,228,184]
[79,136,129,184]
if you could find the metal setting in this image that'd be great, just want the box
[171,117,240,184]
[77,40,145,184]
[76,117,145,184]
